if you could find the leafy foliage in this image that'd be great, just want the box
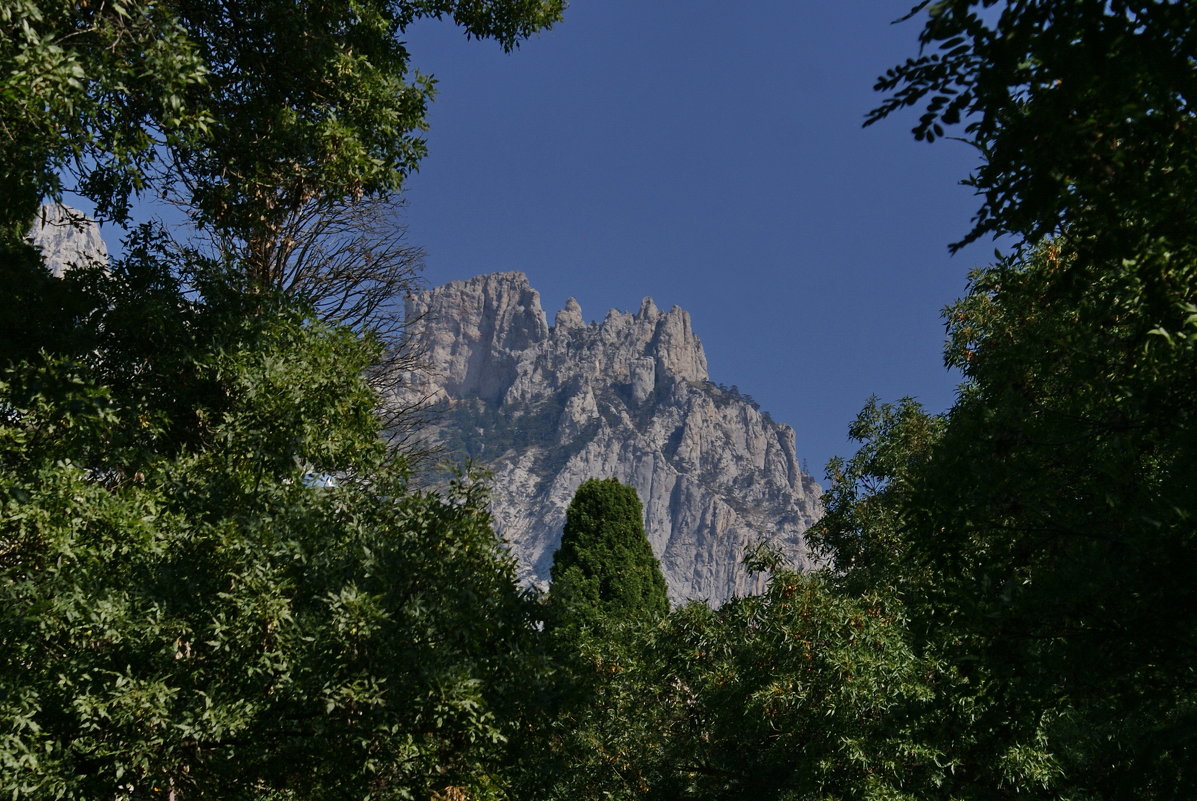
[10,1,1197,798]
[522,566,945,801]
[548,478,669,633]
[814,239,1197,798]
[0,240,536,800]
[869,0,1197,256]
[0,0,210,238]
[852,3,1197,795]
[1,0,564,263]
[2,1,569,799]
[815,396,944,598]
[656,573,938,801]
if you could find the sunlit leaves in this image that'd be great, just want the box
[0,248,535,799]
[1,0,564,255]
[1,0,210,232]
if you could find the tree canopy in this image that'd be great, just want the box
[2,2,563,798]
[816,1,1197,796]
[0,243,538,799]
[869,0,1197,256]
[1,0,564,264]
[549,478,669,632]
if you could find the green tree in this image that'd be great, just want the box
[523,564,944,801]
[2,1,566,798]
[825,1,1197,786]
[868,0,1197,257]
[508,480,666,800]
[807,3,1197,796]
[816,242,1197,798]
[1,0,564,272]
[548,478,669,631]
[1,0,564,392]
[0,241,537,799]
[653,572,938,801]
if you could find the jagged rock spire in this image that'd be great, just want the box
[398,272,821,603]
[555,297,584,329]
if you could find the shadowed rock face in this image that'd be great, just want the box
[401,272,822,604]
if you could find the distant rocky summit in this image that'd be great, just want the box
[29,204,108,276]
[400,272,822,604]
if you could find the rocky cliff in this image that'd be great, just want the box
[29,204,108,276]
[401,272,822,604]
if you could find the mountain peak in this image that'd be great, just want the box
[403,272,548,403]
[398,272,820,603]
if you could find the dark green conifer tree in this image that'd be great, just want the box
[548,478,668,630]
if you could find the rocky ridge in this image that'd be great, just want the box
[401,272,822,604]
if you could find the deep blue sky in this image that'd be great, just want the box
[401,2,996,477]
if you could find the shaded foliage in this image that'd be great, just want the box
[869,0,1197,257]
[853,2,1197,796]
[813,239,1197,798]
[519,567,944,801]
[0,241,537,799]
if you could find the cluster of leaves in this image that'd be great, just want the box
[806,235,1197,798]
[3,2,563,799]
[519,562,954,801]
[1,0,564,264]
[869,0,1197,255]
[522,483,944,801]
[525,242,1197,799]
[0,241,540,799]
[546,478,669,634]
[0,0,210,238]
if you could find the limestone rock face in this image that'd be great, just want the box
[401,272,822,604]
[29,204,108,277]
[404,272,550,404]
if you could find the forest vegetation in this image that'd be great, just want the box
[1,1,1194,799]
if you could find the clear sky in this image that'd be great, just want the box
[400,1,998,477]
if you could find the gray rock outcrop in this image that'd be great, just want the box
[29,204,108,277]
[400,272,822,604]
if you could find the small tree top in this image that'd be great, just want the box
[549,478,669,629]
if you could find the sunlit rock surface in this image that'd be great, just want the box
[401,272,822,604]
[29,204,108,277]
